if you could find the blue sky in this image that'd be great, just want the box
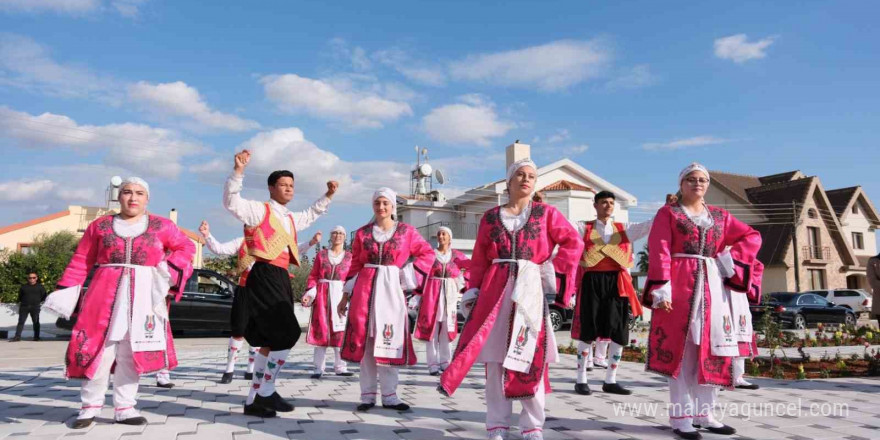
[0,0,878,250]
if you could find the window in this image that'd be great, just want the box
[852,204,859,214]
[807,208,818,219]
[196,272,233,296]
[798,295,818,306]
[852,232,864,250]
[834,290,860,297]
[17,243,33,255]
[813,295,830,307]
[809,269,827,290]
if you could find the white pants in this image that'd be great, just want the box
[668,335,720,430]
[360,336,401,405]
[426,318,451,372]
[485,362,545,436]
[80,337,139,411]
[314,346,347,374]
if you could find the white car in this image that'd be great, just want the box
[807,289,873,314]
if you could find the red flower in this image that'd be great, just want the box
[773,358,782,366]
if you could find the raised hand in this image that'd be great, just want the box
[310,231,322,247]
[233,150,251,175]
[198,220,210,238]
[325,180,339,198]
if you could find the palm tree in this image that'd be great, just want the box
[636,244,649,273]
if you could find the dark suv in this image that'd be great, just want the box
[57,269,237,334]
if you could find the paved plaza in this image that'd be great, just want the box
[2,337,880,440]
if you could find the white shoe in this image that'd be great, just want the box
[77,406,102,420]
[522,429,544,440]
[487,428,508,440]
[594,359,608,368]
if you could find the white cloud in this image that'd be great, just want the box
[714,34,775,63]
[0,0,99,14]
[0,0,146,16]
[547,129,570,144]
[449,39,611,91]
[0,178,97,202]
[128,81,260,132]
[0,106,204,178]
[0,33,121,102]
[564,144,590,155]
[421,95,515,147]
[328,38,372,71]
[642,136,729,151]
[193,128,411,202]
[373,48,446,87]
[261,74,413,128]
[605,64,657,90]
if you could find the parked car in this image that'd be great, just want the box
[806,289,873,315]
[405,291,575,333]
[56,268,237,334]
[750,292,858,329]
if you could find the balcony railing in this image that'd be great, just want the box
[803,245,831,261]
[417,221,480,241]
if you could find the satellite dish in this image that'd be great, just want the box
[110,176,123,187]
[434,169,445,185]
[419,163,433,177]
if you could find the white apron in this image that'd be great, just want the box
[320,279,347,332]
[366,263,407,359]
[673,254,739,357]
[495,259,544,373]
[432,276,461,334]
[102,263,170,353]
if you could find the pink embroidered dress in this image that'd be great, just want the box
[341,222,434,366]
[305,249,353,347]
[413,249,470,342]
[59,215,195,379]
[440,202,583,399]
[641,204,761,387]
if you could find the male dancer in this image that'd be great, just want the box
[570,191,654,396]
[199,220,322,384]
[223,149,338,418]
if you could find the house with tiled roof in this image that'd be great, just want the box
[397,141,637,253]
[0,205,205,267]
[706,171,879,293]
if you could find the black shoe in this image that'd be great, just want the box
[587,367,593,372]
[735,383,760,390]
[673,429,702,439]
[310,373,323,379]
[244,372,253,380]
[265,392,294,412]
[382,402,411,411]
[429,370,441,376]
[356,402,375,412]
[116,416,147,426]
[336,371,354,377]
[703,425,736,435]
[33,337,41,341]
[244,402,277,418]
[9,336,20,342]
[574,383,592,395]
[219,372,234,384]
[156,382,175,389]
[72,418,94,429]
[602,382,632,395]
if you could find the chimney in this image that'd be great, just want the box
[505,141,531,174]
[169,208,178,225]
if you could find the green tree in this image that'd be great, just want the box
[290,258,313,302]
[636,244,649,273]
[0,231,79,302]
[203,255,238,277]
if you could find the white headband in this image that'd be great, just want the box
[506,158,537,183]
[437,226,453,240]
[331,225,346,235]
[121,177,150,198]
[679,162,710,184]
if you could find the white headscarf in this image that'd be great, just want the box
[437,226,453,240]
[121,177,150,199]
[679,162,710,184]
[331,225,346,235]
[372,187,398,218]
[506,158,538,183]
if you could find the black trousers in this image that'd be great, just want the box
[244,262,301,350]
[576,271,630,346]
[15,304,41,338]
[230,285,249,338]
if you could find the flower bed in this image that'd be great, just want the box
[558,339,880,380]
[757,323,879,348]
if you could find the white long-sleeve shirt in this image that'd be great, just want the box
[204,234,314,258]
[223,173,330,234]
